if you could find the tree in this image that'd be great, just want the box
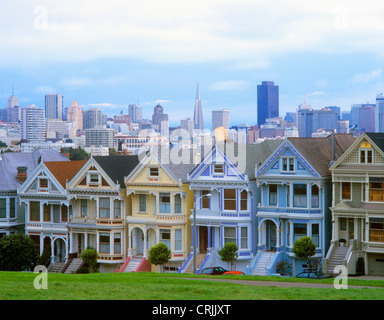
[69,147,90,160]
[80,247,99,272]
[292,236,317,270]
[0,234,39,271]
[148,242,171,273]
[218,242,238,271]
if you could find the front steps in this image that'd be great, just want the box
[184,253,206,274]
[64,258,83,274]
[326,246,348,274]
[124,257,142,272]
[252,251,276,276]
[49,262,65,273]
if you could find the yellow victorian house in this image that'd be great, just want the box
[123,149,195,272]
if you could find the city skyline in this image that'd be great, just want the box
[1,2,384,128]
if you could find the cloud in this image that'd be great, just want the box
[350,69,382,84]
[209,80,250,91]
[307,91,325,97]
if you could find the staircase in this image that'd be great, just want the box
[326,246,348,274]
[252,251,276,276]
[184,253,206,274]
[64,258,83,274]
[123,257,142,272]
[49,262,65,273]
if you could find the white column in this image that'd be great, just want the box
[40,202,44,222]
[39,235,44,256]
[6,198,10,220]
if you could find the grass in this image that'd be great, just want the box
[1,271,384,300]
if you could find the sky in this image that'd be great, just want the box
[1,1,384,128]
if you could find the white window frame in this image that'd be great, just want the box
[282,157,295,172]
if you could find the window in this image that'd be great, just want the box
[10,198,15,218]
[175,229,182,251]
[159,193,171,214]
[0,199,6,219]
[30,201,40,221]
[114,233,121,254]
[149,167,159,177]
[369,178,384,202]
[114,200,121,219]
[99,233,110,253]
[294,223,307,242]
[224,189,236,210]
[43,204,50,221]
[39,178,48,189]
[282,158,294,172]
[370,218,384,242]
[99,198,110,218]
[81,199,87,217]
[240,227,248,249]
[311,185,319,208]
[269,185,277,206]
[360,142,373,164]
[311,224,319,247]
[213,164,224,174]
[341,182,351,200]
[61,205,68,222]
[174,194,182,214]
[160,229,171,248]
[340,218,347,231]
[89,172,99,185]
[139,194,147,213]
[240,190,247,211]
[293,184,307,207]
[224,227,236,244]
[201,190,210,209]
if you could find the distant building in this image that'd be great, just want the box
[20,105,45,143]
[67,101,83,130]
[45,93,63,120]
[7,91,20,123]
[46,118,67,139]
[257,81,279,126]
[152,104,169,136]
[193,83,204,131]
[128,104,142,123]
[212,109,230,131]
[83,108,106,129]
[376,94,384,133]
[85,127,115,148]
[180,118,194,135]
[359,105,375,132]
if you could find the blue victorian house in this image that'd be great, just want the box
[252,134,355,276]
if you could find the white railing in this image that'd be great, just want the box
[26,222,67,229]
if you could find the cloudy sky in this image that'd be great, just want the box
[1,1,384,128]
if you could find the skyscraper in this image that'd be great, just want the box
[128,104,142,122]
[193,83,204,131]
[21,105,45,142]
[45,93,63,120]
[376,94,384,133]
[67,101,83,130]
[7,87,20,123]
[257,81,279,126]
[212,109,230,131]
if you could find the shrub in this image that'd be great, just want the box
[218,242,238,271]
[276,259,292,276]
[292,236,317,270]
[148,242,171,273]
[80,247,98,272]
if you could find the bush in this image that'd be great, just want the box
[276,259,292,276]
[38,244,51,266]
[76,265,90,274]
[292,236,317,270]
[0,234,39,271]
[218,242,238,271]
[148,243,171,273]
[80,247,98,272]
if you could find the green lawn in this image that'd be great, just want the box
[1,271,384,300]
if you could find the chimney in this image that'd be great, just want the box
[17,166,28,183]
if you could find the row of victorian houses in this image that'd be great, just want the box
[1,132,384,276]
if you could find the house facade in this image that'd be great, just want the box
[255,134,355,276]
[124,149,195,272]
[184,141,281,273]
[324,132,384,276]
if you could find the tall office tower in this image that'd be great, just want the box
[297,108,314,138]
[312,108,338,133]
[67,101,83,130]
[152,104,169,133]
[212,109,230,131]
[193,83,204,131]
[83,108,106,129]
[350,104,361,129]
[359,105,376,132]
[20,105,45,142]
[128,104,142,122]
[45,93,63,120]
[7,88,20,123]
[181,118,194,135]
[257,81,279,126]
[376,94,384,133]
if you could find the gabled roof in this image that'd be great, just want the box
[364,133,384,152]
[287,133,356,176]
[93,155,140,188]
[0,148,69,191]
[44,159,88,188]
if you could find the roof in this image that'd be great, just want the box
[44,159,88,187]
[288,133,356,177]
[364,132,384,153]
[93,155,140,188]
[0,148,69,191]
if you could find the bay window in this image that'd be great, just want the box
[99,198,110,218]
[369,178,384,202]
[99,233,110,253]
[160,193,171,214]
[224,189,236,210]
[293,184,307,207]
[224,227,236,244]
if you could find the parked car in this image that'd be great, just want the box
[296,269,332,279]
[200,267,227,275]
[223,271,245,275]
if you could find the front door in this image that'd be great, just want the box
[267,221,277,251]
[199,226,208,253]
